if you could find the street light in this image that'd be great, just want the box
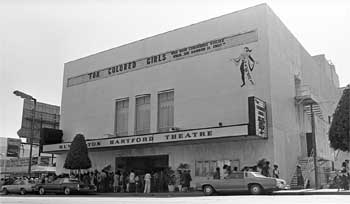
[13,90,37,177]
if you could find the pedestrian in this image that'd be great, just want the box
[128,170,136,193]
[182,170,192,192]
[213,167,220,179]
[135,175,140,193]
[233,167,238,173]
[159,170,166,192]
[152,171,159,192]
[296,165,304,188]
[144,172,151,193]
[175,170,182,191]
[96,171,102,192]
[272,164,280,178]
[261,161,271,177]
[113,171,120,192]
[333,172,342,192]
[119,172,125,192]
[223,165,229,179]
[90,171,95,185]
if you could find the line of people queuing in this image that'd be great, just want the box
[75,168,192,193]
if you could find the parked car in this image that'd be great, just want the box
[35,177,96,195]
[1,179,36,195]
[196,171,288,195]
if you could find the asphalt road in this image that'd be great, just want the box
[1,195,349,204]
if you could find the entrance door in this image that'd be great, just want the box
[115,155,169,174]
[306,133,313,157]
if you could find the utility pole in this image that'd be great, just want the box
[310,103,319,189]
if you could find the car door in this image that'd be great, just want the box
[46,178,62,192]
[221,172,246,191]
[8,180,21,193]
[17,181,26,193]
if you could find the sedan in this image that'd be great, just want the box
[35,178,96,195]
[196,171,287,195]
[1,179,36,195]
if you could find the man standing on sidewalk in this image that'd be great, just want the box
[144,172,151,193]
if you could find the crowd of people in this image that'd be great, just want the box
[0,168,193,194]
[332,160,350,191]
[73,168,192,193]
[211,159,280,180]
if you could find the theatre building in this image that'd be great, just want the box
[43,4,341,187]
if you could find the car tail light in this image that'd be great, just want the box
[77,184,80,191]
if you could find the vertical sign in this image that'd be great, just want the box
[248,96,267,138]
[6,138,21,157]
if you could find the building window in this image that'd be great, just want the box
[195,160,217,177]
[158,90,174,132]
[135,95,151,135]
[115,98,129,136]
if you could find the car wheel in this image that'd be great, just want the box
[64,187,71,195]
[249,184,263,195]
[3,188,8,195]
[39,187,45,195]
[203,185,215,196]
[20,188,26,195]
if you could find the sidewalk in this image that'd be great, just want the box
[274,188,350,195]
[94,189,350,197]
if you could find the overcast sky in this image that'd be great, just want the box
[1,0,349,139]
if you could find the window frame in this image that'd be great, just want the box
[157,89,174,132]
[114,97,129,137]
[135,94,151,135]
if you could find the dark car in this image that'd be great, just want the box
[196,171,288,195]
[35,178,96,195]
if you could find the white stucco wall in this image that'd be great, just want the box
[56,4,340,184]
[60,5,271,142]
[265,5,340,183]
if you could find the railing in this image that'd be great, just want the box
[303,149,314,188]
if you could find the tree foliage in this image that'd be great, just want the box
[329,87,350,152]
[64,134,92,170]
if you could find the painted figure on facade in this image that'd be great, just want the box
[232,47,257,87]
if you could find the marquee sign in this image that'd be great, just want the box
[248,96,267,138]
[67,29,258,87]
[43,125,249,152]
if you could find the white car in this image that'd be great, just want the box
[1,179,36,195]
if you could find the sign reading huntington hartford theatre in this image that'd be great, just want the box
[43,125,249,152]
[67,30,258,87]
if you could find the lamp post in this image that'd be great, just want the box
[13,90,37,177]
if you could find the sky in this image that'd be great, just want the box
[0,0,349,139]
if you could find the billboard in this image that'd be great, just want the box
[248,96,267,138]
[17,99,60,143]
[6,138,21,157]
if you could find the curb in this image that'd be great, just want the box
[94,192,203,197]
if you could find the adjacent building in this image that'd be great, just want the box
[43,4,341,187]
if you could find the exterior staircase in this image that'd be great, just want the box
[290,152,332,189]
[290,157,314,189]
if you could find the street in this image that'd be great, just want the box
[1,194,350,204]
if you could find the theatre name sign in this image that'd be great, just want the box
[43,125,251,152]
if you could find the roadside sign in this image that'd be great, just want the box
[17,99,60,143]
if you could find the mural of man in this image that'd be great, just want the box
[231,47,257,87]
